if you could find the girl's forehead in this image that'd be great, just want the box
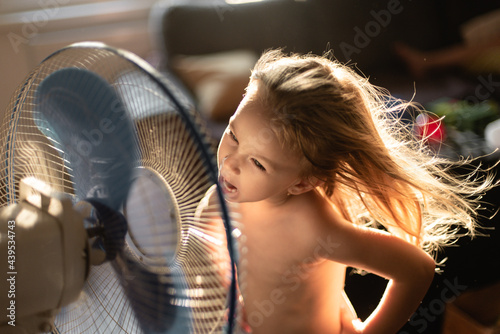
[233,90,268,120]
[233,104,303,168]
[245,79,266,102]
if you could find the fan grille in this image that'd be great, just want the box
[0,43,236,334]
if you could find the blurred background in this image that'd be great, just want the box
[3,0,500,149]
[0,0,157,118]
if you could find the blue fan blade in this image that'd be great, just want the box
[35,67,135,210]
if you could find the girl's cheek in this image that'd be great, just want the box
[217,137,227,157]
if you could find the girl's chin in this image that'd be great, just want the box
[222,191,240,203]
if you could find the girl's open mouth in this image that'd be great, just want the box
[219,176,238,197]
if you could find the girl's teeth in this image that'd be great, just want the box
[225,180,236,193]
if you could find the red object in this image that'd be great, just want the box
[415,113,446,144]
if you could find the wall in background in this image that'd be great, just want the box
[0,0,157,119]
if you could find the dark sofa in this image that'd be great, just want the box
[151,0,500,106]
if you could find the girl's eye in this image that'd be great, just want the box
[229,130,238,143]
[252,158,266,171]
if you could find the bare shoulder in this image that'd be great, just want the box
[309,202,436,280]
[290,190,347,232]
[278,191,348,252]
[287,192,417,264]
[195,184,218,219]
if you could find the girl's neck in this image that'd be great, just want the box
[256,189,317,211]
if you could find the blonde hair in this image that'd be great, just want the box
[250,49,494,255]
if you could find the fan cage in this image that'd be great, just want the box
[0,42,238,334]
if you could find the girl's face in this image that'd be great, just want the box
[217,86,311,205]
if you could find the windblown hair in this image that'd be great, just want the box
[249,49,494,255]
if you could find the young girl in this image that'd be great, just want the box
[210,50,491,334]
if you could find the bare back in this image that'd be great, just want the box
[237,190,347,334]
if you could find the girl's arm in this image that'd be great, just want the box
[341,290,359,333]
[326,221,436,334]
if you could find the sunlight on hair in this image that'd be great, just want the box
[247,49,498,255]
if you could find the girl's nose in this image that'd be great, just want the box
[221,155,240,175]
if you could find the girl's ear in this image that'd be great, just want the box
[288,176,324,196]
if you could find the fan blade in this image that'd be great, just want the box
[35,67,136,210]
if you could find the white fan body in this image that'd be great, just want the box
[0,178,88,333]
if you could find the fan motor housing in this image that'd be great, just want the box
[0,178,88,333]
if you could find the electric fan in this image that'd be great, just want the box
[0,42,239,334]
